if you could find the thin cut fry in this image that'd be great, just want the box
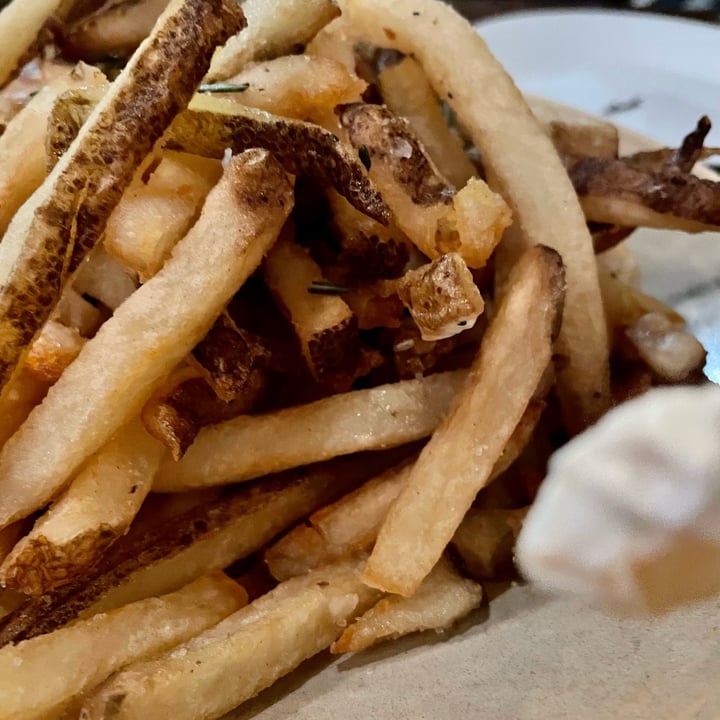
[0,63,107,238]
[364,246,566,596]
[152,369,467,492]
[0,451,398,646]
[451,507,529,581]
[264,229,359,381]
[79,559,380,720]
[332,556,482,654]
[0,0,64,88]
[61,0,171,61]
[338,102,512,268]
[378,56,476,189]
[0,419,165,596]
[0,150,293,529]
[0,573,245,720]
[207,0,340,82]
[0,0,245,395]
[342,0,610,429]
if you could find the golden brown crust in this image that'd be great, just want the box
[0,0,246,393]
[163,96,390,225]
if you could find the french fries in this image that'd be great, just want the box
[331,556,482,653]
[365,246,565,596]
[207,0,340,82]
[342,0,610,430]
[0,63,107,237]
[0,150,293,528]
[79,559,379,720]
[153,370,467,492]
[0,572,245,720]
[0,419,165,596]
[0,0,246,394]
[72,246,139,310]
[338,102,512,268]
[378,56,476,189]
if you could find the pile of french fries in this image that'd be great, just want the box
[0,0,716,718]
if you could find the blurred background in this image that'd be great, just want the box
[452,1,720,21]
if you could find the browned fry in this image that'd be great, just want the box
[378,56,476,189]
[152,370,467,492]
[264,229,359,382]
[343,283,405,329]
[0,0,246,396]
[164,95,390,224]
[451,507,529,581]
[396,253,484,341]
[60,0,171,61]
[364,246,566,596]
[337,102,512,268]
[342,0,610,430]
[589,223,636,255]
[0,589,24,621]
[0,320,84,448]
[331,556,482,654]
[207,0,340,81]
[0,63,107,238]
[0,451,402,647]
[568,155,720,232]
[225,55,366,123]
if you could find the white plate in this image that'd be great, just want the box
[475,9,720,147]
[225,119,720,719]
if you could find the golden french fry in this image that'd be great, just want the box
[396,253,485,341]
[305,15,358,72]
[331,556,482,654]
[0,0,245,395]
[0,451,398,646]
[207,0,340,81]
[378,56,476,189]
[1,419,165,596]
[0,63,107,238]
[264,228,358,381]
[338,103,512,269]
[364,246,566,596]
[451,507,529,581]
[0,573,245,720]
[61,0,171,61]
[103,151,222,280]
[80,559,380,720]
[0,150,293,529]
[226,55,366,123]
[153,370,466,492]
[0,0,64,88]
[342,0,610,430]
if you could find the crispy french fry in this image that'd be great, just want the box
[0,320,84,448]
[1,419,165,596]
[378,56,476,189]
[61,0,171,61]
[0,150,293,528]
[0,0,64,88]
[152,370,466,492]
[342,0,610,429]
[451,507,529,581]
[225,55,366,123]
[207,0,340,82]
[264,229,359,381]
[73,246,139,310]
[396,253,484,341]
[364,246,566,596]
[0,0,246,395]
[266,402,541,581]
[80,559,380,720]
[332,556,482,654]
[338,103,512,268]
[0,573,245,720]
[0,451,399,646]
[103,151,222,280]
[0,63,107,237]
